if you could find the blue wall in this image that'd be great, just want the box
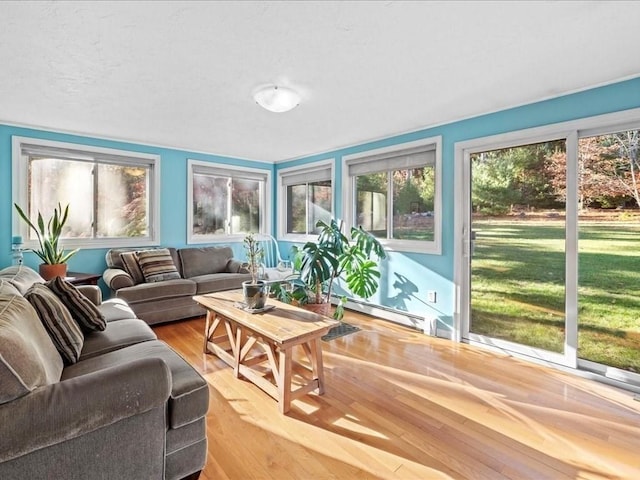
[276,77,640,329]
[0,126,273,288]
[2,77,640,325]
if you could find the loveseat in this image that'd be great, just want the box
[0,265,209,480]
[103,246,251,325]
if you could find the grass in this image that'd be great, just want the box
[471,218,640,372]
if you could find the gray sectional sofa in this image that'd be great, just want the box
[103,245,251,325]
[0,265,209,480]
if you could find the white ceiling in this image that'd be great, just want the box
[2,1,640,162]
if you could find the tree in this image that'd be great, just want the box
[472,141,562,214]
[546,132,640,209]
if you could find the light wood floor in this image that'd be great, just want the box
[153,311,640,480]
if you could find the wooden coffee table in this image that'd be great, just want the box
[194,290,339,413]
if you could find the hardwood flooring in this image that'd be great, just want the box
[153,311,640,479]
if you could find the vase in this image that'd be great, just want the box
[303,302,332,318]
[242,280,267,310]
[39,263,68,281]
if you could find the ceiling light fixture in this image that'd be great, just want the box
[253,85,300,113]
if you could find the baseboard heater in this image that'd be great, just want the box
[332,296,425,332]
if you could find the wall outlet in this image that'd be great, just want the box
[427,290,437,303]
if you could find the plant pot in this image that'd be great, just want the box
[242,280,267,310]
[39,263,68,281]
[303,302,332,318]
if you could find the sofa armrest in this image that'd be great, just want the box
[226,258,248,273]
[76,285,102,305]
[0,357,171,463]
[103,267,135,291]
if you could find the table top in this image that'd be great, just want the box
[194,290,339,346]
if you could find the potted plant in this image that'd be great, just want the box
[273,219,386,320]
[242,233,267,310]
[14,202,79,280]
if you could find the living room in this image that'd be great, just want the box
[2,1,640,479]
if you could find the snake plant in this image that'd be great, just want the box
[14,202,78,264]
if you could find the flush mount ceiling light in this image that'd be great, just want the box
[253,85,300,113]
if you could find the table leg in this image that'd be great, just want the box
[311,338,326,395]
[278,348,292,414]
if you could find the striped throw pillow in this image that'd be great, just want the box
[46,276,106,332]
[25,283,84,365]
[136,248,181,283]
[119,251,145,284]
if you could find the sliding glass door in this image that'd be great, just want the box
[468,140,571,363]
[577,131,640,377]
[459,122,640,385]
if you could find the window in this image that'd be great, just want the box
[188,160,271,242]
[12,137,160,248]
[343,137,441,253]
[278,161,333,239]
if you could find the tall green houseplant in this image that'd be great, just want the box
[14,203,78,273]
[283,219,386,320]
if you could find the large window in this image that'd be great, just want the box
[343,137,442,253]
[188,160,271,242]
[278,161,333,239]
[12,137,159,248]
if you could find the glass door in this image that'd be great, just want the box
[577,130,640,379]
[467,140,572,364]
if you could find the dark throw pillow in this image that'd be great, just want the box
[137,248,181,283]
[46,276,106,333]
[25,283,84,365]
[119,251,146,284]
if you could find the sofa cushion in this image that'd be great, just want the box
[0,279,21,296]
[63,340,209,429]
[137,248,181,283]
[120,251,145,284]
[99,297,138,322]
[80,319,157,360]
[25,284,84,365]
[0,295,63,404]
[46,276,106,333]
[178,246,234,278]
[115,279,197,304]
[192,273,252,295]
[0,265,45,295]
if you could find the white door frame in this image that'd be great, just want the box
[454,127,576,367]
[453,107,640,382]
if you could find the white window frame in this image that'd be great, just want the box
[187,159,272,244]
[277,159,335,242]
[342,136,442,254]
[12,136,161,249]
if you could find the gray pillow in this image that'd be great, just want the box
[0,295,63,404]
[25,284,84,365]
[1,265,45,295]
[179,246,233,278]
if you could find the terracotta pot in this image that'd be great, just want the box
[303,302,332,318]
[39,263,68,281]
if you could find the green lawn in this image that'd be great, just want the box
[471,219,640,372]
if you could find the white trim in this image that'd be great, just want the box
[277,158,335,241]
[187,159,272,244]
[12,136,161,249]
[342,136,442,254]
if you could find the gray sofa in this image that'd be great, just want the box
[103,246,251,325]
[0,266,209,480]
